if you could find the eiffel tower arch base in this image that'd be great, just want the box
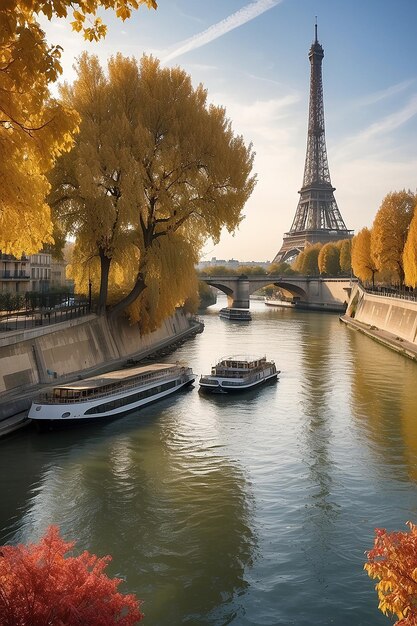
[273,229,352,264]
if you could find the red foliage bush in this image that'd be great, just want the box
[365,522,417,626]
[0,525,143,625]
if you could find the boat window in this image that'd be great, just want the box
[84,380,177,415]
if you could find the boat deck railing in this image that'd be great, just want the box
[36,366,190,405]
[200,368,274,386]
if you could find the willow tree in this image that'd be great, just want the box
[351,227,378,286]
[51,54,256,326]
[0,0,156,257]
[403,209,417,288]
[371,191,416,287]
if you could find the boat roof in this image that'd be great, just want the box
[218,355,267,363]
[53,363,178,391]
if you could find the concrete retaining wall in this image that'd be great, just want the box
[0,309,196,395]
[347,285,417,346]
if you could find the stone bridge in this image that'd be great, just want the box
[200,275,355,311]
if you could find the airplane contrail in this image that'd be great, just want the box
[162,0,283,64]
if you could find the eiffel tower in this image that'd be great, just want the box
[273,23,352,264]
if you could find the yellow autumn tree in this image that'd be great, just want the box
[338,238,352,274]
[317,242,340,276]
[403,207,417,288]
[371,190,416,287]
[293,243,321,276]
[351,227,379,286]
[51,54,256,328]
[0,0,156,257]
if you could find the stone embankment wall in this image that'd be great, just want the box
[0,309,194,396]
[345,284,417,347]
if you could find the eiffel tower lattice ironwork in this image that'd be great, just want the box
[273,24,352,264]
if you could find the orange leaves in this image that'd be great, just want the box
[371,190,416,286]
[351,227,378,284]
[0,525,144,625]
[365,522,417,626]
[0,0,158,255]
[403,205,417,288]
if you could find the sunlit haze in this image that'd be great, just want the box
[41,0,417,262]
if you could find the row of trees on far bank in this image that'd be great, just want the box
[199,189,417,291]
[291,238,352,277]
[352,190,417,288]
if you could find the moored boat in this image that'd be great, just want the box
[28,362,195,427]
[219,307,252,321]
[199,355,279,393]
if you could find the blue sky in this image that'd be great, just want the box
[42,0,417,262]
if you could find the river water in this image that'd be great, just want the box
[1,296,417,625]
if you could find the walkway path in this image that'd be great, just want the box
[340,315,417,362]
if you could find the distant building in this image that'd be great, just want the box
[29,253,51,292]
[50,258,73,291]
[0,251,72,294]
[0,252,31,294]
[197,257,271,271]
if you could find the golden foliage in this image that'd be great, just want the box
[317,242,340,275]
[403,208,417,288]
[293,243,321,276]
[0,6,79,254]
[351,228,379,284]
[51,54,256,325]
[371,190,416,285]
[1,0,156,256]
[126,234,199,333]
[338,239,352,273]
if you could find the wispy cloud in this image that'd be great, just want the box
[357,79,415,107]
[162,0,283,64]
[333,93,417,162]
[356,93,417,141]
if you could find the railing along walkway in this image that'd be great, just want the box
[362,285,417,302]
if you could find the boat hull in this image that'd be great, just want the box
[29,375,195,427]
[199,370,278,394]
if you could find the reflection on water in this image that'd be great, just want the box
[1,298,417,625]
[349,329,417,483]
[297,314,342,594]
[1,394,255,625]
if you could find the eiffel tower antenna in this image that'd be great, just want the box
[273,23,353,264]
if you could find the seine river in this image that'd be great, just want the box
[1,296,417,625]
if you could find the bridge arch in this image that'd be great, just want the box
[202,279,235,308]
[246,278,308,300]
[199,275,352,311]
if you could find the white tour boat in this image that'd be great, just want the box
[29,363,195,426]
[219,307,252,321]
[199,355,279,394]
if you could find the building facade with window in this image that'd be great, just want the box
[29,253,52,292]
[0,253,31,293]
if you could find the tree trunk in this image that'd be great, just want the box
[398,263,405,290]
[108,273,147,321]
[97,249,111,316]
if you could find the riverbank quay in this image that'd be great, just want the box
[0,310,203,437]
[341,283,417,361]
